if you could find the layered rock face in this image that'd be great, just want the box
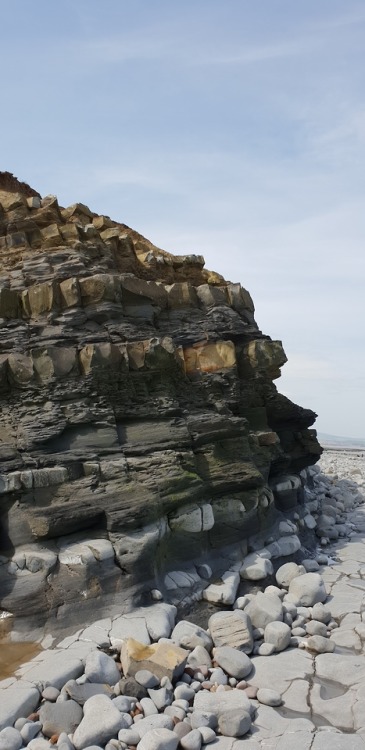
[0,174,322,638]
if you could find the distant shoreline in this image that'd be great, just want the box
[321,445,365,453]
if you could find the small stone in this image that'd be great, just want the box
[148,686,173,710]
[213,646,253,679]
[264,585,285,599]
[180,728,202,750]
[306,620,328,637]
[39,700,83,738]
[288,573,327,607]
[264,621,291,652]
[209,668,227,686]
[0,727,22,750]
[187,646,212,670]
[135,714,174,738]
[165,705,186,721]
[72,694,123,749]
[306,635,335,654]
[20,721,42,744]
[140,697,159,716]
[135,670,160,689]
[291,627,306,637]
[138,727,179,750]
[173,722,192,740]
[112,696,132,712]
[174,685,195,702]
[240,553,273,581]
[311,602,331,624]
[190,711,218,730]
[302,559,320,572]
[256,688,282,706]
[42,687,60,702]
[119,677,148,700]
[118,728,140,745]
[198,726,216,744]
[218,708,251,737]
[84,650,120,685]
[171,622,212,652]
[245,592,283,630]
[276,562,305,589]
[258,642,275,656]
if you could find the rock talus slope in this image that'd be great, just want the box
[0,173,322,637]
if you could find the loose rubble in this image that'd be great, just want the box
[1,449,365,747]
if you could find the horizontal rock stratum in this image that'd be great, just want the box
[0,173,322,638]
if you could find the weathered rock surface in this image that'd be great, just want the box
[0,174,321,635]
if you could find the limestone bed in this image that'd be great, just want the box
[1,451,365,749]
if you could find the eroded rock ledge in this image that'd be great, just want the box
[0,175,322,639]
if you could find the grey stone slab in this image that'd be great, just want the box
[0,685,40,731]
[15,650,83,690]
[312,731,365,749]
[250,648,313,693]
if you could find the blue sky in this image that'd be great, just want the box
[2,1,365,437]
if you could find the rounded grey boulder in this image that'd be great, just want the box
[288,573,327,607]
[218,708,251,737]
[264,621,291,652]
[257,688,283,706]
[214,646,253,679]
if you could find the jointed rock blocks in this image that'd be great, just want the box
[0,174,322,635]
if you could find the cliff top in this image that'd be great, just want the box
[0,172,41,198]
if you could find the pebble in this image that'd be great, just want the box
[198,726,216,744]
[112,696,132,712]
[138,727,179,750]
[41,687,60,701]
[118,728,140,744]
[264,621,291,652]
[39,699,83,738]
[218,708,251,737]
[306,620,328,637]
[180,728,203,750]
[173,722,192,740]
[311,602,332,624]
[135,670,160,689]
[20,720,42,743]
[190,711,218,730]
[258,642,275,656]
[256,688,283,706]
[72,694,123,749]
[213,646,253,679]
[165,705,186,721]
[0,727,23,750]
[209,668,228,686]
[84,650,120,685]
[140,697,158,716]
[306,635,335,653]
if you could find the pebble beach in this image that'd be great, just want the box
[1,448,365,750]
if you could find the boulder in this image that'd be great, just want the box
[245,592,283,629]
[208,610,254,653]
[72,694,122,749]
[288,573,327,607]
[121,638,187,682]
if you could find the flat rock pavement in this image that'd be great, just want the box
[1,449,365,748]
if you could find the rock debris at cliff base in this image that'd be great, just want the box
[1,452,365,748]
[0,175,322,635]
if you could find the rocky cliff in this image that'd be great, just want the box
[0,173,322,640]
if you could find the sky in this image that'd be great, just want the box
[1,0,365,438]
